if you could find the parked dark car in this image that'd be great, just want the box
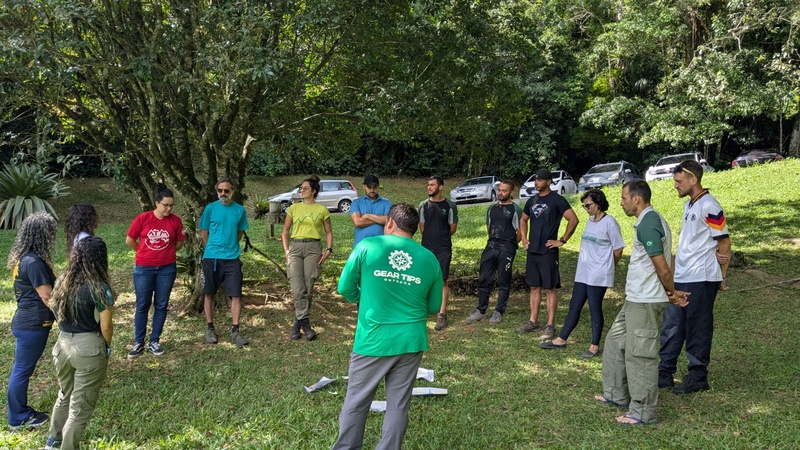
[577,161,642,192]
[731,150,783,168]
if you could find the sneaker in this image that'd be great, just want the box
[148,341,165,356]
[540,324,557,340]
[127,342,145,359]
[44,435,61,449]
[465,309,485,324]
[434,313,448,331]
[658,372,675,389]
[489,311,503,324]
[9,410,49,430]
[205,328,218,345]
[672,375,709,395]
[515,320,541,334]
[230,331,250,346]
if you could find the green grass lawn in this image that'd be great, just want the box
[1,161,800,449]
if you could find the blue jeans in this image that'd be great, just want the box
[7,328,51,426]
[133,263,177,344]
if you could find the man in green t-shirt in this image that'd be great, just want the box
[332,203,442,450]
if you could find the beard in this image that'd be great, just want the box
[219,195,232,205]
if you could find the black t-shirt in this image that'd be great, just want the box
[523,193,572,254]
[58,283,114,334]
[11,252,56,331]
[418,198,458,252]
[487,202,523,251]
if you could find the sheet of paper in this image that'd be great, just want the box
[304,376,336,393]
[370,401,387,412]
[416,367,434,382]
[412,387,448,396]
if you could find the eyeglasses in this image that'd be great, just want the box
[582,203,595,210]
[158,201,174,209]
[217,188,231,194]
[299,186,311,191]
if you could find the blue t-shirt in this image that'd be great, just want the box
[199,201,248,259]
[350,195,392,247]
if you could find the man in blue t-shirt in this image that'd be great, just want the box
[199,177,249,346]
[350,174,392,248]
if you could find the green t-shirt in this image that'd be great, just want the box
[287,202,331,240]
[338,234,443,356]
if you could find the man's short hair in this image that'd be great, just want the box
[215,176,236,190]
[500,179,515,190]
[388,203,419,235]
[428,176,444,186]
[624,179,652,204]
[674,160,704,184]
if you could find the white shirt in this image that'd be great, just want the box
[674,191,729,283]
[575,214,625,287]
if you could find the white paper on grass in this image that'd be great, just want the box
[370,401,387,412]
[412,387,448,396]
[416,367,434,381]
[305,376,337,393]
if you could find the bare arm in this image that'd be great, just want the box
[125,236,138,251]
[99,308,113,347]
[613,248,623,266]
[450,223,458,236]
[547,208,580,248]
[201,229,209,245]
[716,237,732,291]
[175,240,185,251]
[318,218,334,265]
[351,213,387,227]
[281,215,294,258]
[35,284,52,307]
[651,253,688,307]
[520,213,530,249]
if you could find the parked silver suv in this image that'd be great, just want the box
[269,179,357,212]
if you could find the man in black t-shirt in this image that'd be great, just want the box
[466,181,523,325]
[418,176,458,331]
[517,169,579,340]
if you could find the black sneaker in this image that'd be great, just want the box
[148,341,165,356]
[44,435,61,449]
[9,410,49,430]
[672,376,709,395]
[658,372,674,388]
[127,342,145,359]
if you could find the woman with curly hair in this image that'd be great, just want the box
[540,189,625,358]
[125,183,185,358]
[44,236,115,450]
[6,212,58,430]
[64,204,98,257]
[281,175,333,341]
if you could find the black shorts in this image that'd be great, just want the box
[432,249,452,281]
[201,258,243,297]
[525,252,561,289]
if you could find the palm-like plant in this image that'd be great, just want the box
[0,163,69,229]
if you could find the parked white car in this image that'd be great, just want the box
[449,176,501,204]
[519,170,578,199]
[268,179,357,212]
[645,153,715,181]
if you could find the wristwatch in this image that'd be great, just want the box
[326,247,333,254]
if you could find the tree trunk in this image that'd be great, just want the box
[788,114,800,157]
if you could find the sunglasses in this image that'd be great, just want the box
[217,188,231,194]
[582,203,595,210]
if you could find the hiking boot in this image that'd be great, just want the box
[10,410,49,430]
[465,309,485,324]
[290,320,302,340]
[434,313,448,331]
[515,320,541,334]
[205,328,218,345]
[44,435,61,449]
[301,318,317,341]
[148,341,165,356]
[230,331,250,346]
[540,324,557,340]
[672,375,709,395]
[489,311,503,324]
[127,342,145,359]
[658,372,675,389]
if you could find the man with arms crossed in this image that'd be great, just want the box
[517,169,579,339]
[350,174,392,248]
[659,160,730,394]
[596,180,688,425]
[418,176,458,330]
[332,203,443,450]
[466,180,523,324]
[199,177,250,346]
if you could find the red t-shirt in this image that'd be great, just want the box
[127,211,186,267]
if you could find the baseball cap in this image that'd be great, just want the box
[534,169,553,180]
[363,174,380,186]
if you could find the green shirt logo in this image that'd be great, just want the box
[389,250,413,271]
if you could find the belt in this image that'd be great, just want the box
[291,238,320,243]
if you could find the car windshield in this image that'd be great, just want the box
[586,164,621,174]
[461,177,493,186]
[656,154,694,166]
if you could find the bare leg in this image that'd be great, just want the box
[439,280,449,314]
[545,288,558,326]
[231,296,242,325]
[204,294,215,323]
[529,287,542,322]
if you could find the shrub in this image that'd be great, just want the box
[0,163,69,229]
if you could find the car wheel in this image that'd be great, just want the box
[559,187,565,195]
[280,201,290,213]
[338,199,352,213]
[490,191,497,202]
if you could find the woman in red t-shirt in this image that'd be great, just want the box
[125,184,186,358]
